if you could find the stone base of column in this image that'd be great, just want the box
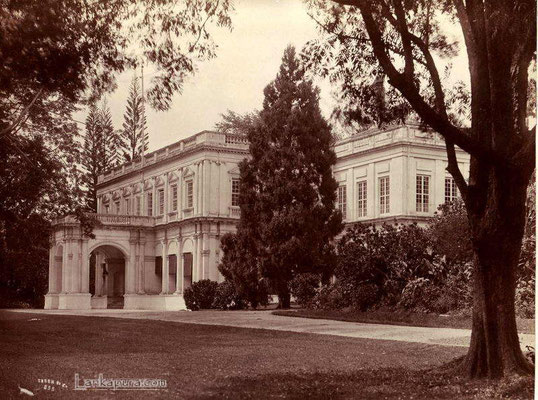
[124,294,186,311]
[90,295,107,309]
[44,293,59,309]
[58,293,92,310]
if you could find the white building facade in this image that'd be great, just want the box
[45,124,469,310]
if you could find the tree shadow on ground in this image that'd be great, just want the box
[199,367,534,400]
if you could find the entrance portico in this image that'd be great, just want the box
[44,216,189,311]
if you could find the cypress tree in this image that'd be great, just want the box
[221,46,343,308]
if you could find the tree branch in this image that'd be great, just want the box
[445,139,469,201]
[0,89,43,137]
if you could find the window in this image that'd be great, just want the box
[147,192,153,216]
[416,175,430,212]
[171,184,178,211]
[337,185,347,220]
[186,180,193,209]
[125,198,131,215]
[115,201,120,214]
[445,177,458,203]
[136,196,141,216]
[158,188,164,215]
[357,181,367,217]
[231,178,240,207]
[379,176,390,214]
[104,204,110,214]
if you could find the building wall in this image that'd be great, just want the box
[333,125,469,226]
[46,125,470,310]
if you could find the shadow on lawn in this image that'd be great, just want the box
[200,368,534,400]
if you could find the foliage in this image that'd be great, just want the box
[289,273,320,307]
[515,276,535,319]
[81,101,120,211]
[120,76,148,162]
[351,283,380,311]
[183,279,218,311]
[309,282,352,310]
[336,223,438,306]
[214,110,260,136]
[218,233,271,309]
[0,213,50,308]
[0,0,232,306]
[305,0,536,375]
[428,199,473,265]
[222,45,343,308]
[212,280,246,310]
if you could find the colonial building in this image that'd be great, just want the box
[45,124,469,310]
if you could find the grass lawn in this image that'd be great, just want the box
[0,310,533,399]
[273,308,536,334]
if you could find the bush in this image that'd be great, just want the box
[351,283,380,311]
[183,279,218,311]
[516,276,535,318]
[309,282,352,310]
[399,278,440,312]
[289,273,320,307]
[212,280,246,310]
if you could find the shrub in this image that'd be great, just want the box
[399,278,438,311]
[289,273,320,307]
[183,279,218,311]
[351,283,380,311]
[212,280,246,310]
[516,276,535,318]
[309,282,352,310]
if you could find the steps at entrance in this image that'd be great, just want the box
[107,296,124,309]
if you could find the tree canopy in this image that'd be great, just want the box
[304,0,536,378]
[219,46,343,308]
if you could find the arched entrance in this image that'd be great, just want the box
[89,244,126,309]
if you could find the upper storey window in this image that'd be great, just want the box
[115,201,120,215]
[231,178,240,207]
[337,185,347,220]
[379,176,390,214]
[416,175,430,212]
[158,188,165,215]
[357,180,367,218]
[171,184,178,211]
[136,196,141,216]
[125,198,131,215]
[445,177,458,203]
[147,192,153,216]
[186,180,194,209]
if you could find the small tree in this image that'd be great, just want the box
[221,46,343,309]
[120,76,148,162]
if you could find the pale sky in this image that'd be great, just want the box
[74,0,468,152]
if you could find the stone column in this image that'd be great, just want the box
[193,229,199,282]
[175,237,183,294]
[209,233,220,281]
[126,239,137,294]
[47,245,55,293]
[203,160,209,216]
[138,241,146,294]
[61,241,69,294]
[195,162,201,215]
[161,240,169,294]
[95,252,103,296]
[202,231,209,280]
[81,239,89,293]
[164,173,169,222]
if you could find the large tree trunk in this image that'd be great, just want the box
[461,168,534,378]
[276,280,291,309]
